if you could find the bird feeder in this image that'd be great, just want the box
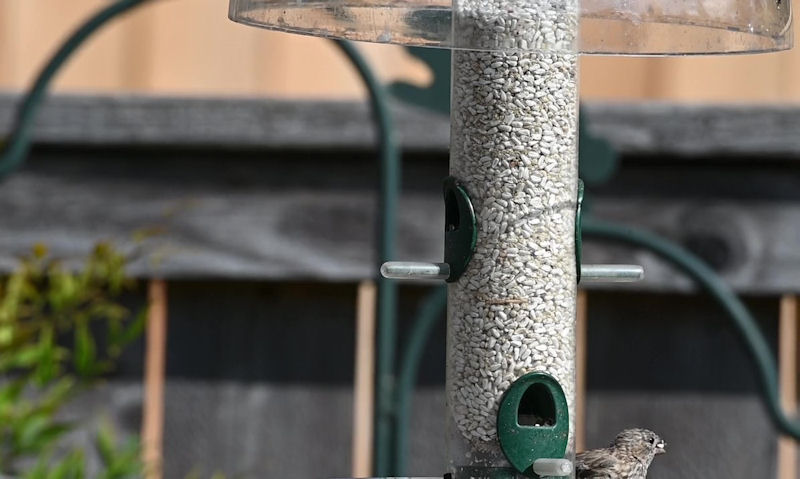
[229,0,791,477]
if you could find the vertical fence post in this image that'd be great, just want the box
[778,295,798,479]
[142,279,168,479]
[353,281,377,476]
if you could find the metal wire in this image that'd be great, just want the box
[331,40,401,476]
[394,286,447,475]
[582,218,800,440]
[0,0,152,178]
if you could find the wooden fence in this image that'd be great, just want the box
[0,94,797,478]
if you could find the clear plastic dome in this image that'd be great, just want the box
[229,0,792,54]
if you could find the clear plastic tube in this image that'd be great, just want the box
[444,0,579,472]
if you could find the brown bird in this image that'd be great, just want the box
[575,428,666,479]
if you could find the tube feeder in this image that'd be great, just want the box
[228,0,792,477]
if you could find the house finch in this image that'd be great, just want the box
[575,428,666,479]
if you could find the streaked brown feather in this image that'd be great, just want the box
[574,428,665,479]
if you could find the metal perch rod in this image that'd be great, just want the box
[381,261,644,282]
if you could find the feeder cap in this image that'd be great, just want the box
[229,0,791,55]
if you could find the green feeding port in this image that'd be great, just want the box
[442,176,477,283]
[444,189,460,232]
[497,372,569,477]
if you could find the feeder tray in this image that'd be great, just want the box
[229,0,791,54]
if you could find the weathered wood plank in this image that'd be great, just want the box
[5,94,800,157]
[0,95,798,292]
[778,295,798,479]
[582,103,800,158]
[0,93,449,152]
[0,155,797,293]
[585,200,800,294]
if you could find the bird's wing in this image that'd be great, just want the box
[575,449,620,479]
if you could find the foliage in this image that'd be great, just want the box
[0,243,145,477]
[183,470,229,479]
[22,421,142,479]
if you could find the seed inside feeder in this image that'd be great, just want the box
[446,0,579,470]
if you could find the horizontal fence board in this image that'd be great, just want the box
[585,200,800,294]
[582,103,800,158]
[0,94,798,292]
[0,93,449,152]
[4,94,800,157]
[0,160,797,292]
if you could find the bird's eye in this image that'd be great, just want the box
[649,438,655,444]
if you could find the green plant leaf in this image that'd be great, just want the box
[48,450,86,479]
[38,377,77,413]
[47,271,79,312]
[1,242,142,471]
[14,412,68,453]
[89,301,129,323]
[0,321,40,353]
[32,243,48,259]
[33,423,72,453]
[0,323,15,346]
[73,320,97,377]
[0,343,45,371]
[96,419,116,467]
[25,449,87,479]
[1,272,27,320]
[116,308,147,352]
[0,376,26,403]
[0,377,27,420]
[96,425,143,479]
[23,453,52,479]
[33,326,63,385]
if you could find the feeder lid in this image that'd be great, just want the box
[229,0,791,54]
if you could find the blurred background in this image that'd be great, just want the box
[0,1,798,479]
[5,0,800,100]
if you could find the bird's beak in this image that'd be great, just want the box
[656,440,666,454]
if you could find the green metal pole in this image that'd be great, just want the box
[582,219,800,440]
[332,40,401,476]
[0,0,151,179]
[394,286,447,475]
